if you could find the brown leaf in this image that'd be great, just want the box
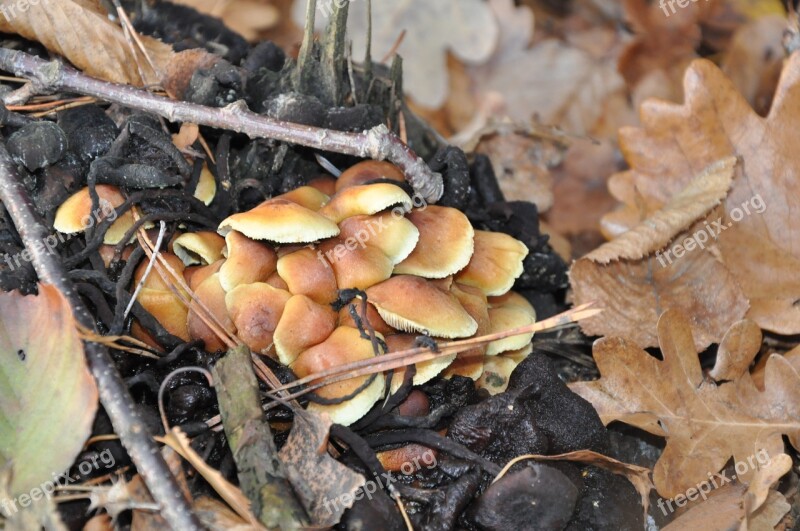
[661,483,747,531]
[172,0,280,41]
[602,52,800,334]
[569,310,800,497]
[742,453,792,524]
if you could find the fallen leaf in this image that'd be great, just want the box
[746,490,791,531]
[661,483,747,531]
[602,51,800,334]
[0,285,97,497]
[293,0,499,108]
[570,310,800,498]
[742,453,792,525]
[173,0,280,41]
[570,158,749,350]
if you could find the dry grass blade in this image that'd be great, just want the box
[267,304,601,400]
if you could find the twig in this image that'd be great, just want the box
[0,144,203,529]
[0,47,445,203]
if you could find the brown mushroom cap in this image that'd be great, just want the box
[218,199,340,243]
[319,237,394,291]
[455,230,528,296]
[173,231,226,266]
[442,283,492,380]
[275,185,331,211]
[276,247,339,305]
[385,334,456,394]
[318,183,412,223]
[291,326,386,426]
[185,259,224,291]
[366,275,477,338]
[273,294,338,365]
[485,306,536,355]
[225,282,292,356]
[308,175,337,195]
[338,301,395,336]
[338,212,419,265]
[187,273,235,353]
[394,206,474,278]
[335,160,405,192]
[134,287,190,342]
[218,231,278,292]
[133,252,187,292]
[54,185,134,244]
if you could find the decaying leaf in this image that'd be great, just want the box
[172,0,280,41]
[570,158,749,350]
[293,0,499,108]
[603,51,800,334]
[570,310,800,498]
[741,453,792,527]
[0,285,97,498]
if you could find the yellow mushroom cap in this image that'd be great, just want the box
[225,282,292,356]
[134,287,190,343]
[173,231,226,266]
[394,206,474,278]
[185,259,224,291]
[338,212,419,265]
[319,183,412,224]
[442,283,492,381]
[336,160,405,192]
[194,164,217,205]
[274,185,330,211]
[219,230,278,292]
[54,185,134,244]
[273,294,338,366]
[385,334,455,394]
[366,275,477,338]
[320,237,394,291]
[455,230,528,296]
[485,306,536,355]
[338,302,395,336]
[133,252,186,292]
[291,327,386,426]
[276,247,339,305]
[187,273,235,353]
[218,199,340,243]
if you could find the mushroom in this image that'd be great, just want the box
[318,183,412,223]
[130,251,190,344]
[477,345,533,395]
[319,237,394,291]
[273,294,338,365]
[366,275,477,338]
[308,174,337,195]
[276,247,339,305]
[184,258,224,291]
[277,185,331,211]
[335,160,405,192]
[394,206,474,278]
[194,163,217,205]
[385,333,455,393]
[218,199,339,243]
[338,301,395,336]
[291,326,386,426]
[172,231,226,266]
[218,230,278,292]
[225,282,292,356]
[455,230,528,296]
[337,212,419,265]
[486,292,536,355]
[54,185,134,244]
[442,283,491,380]
[187,272,235,352]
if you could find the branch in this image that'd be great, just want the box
[0,144,203,530]
[0,48,445,203]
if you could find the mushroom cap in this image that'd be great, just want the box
[225,282,292,356]
[219,230,278,292]
[394,206,474,278]
[366,275,477,338]
[194,164,217,205]
[273,294,338,366]
[455,230,528,296]
[338,212,419,265]
[485,306,536,355]
[97,244,133,268]
[134,287,190,342]
[488,291,535,313]
[336,160,405,192]
[338,301,395,336]
[291,327,386,426]
[308,174,337,195]
[319,237,394,291]
[442,351,485,381]
[377,444,436,473]
[384,334,456,394]
[476,355,518,395]
[218,199,340,243]
[173,231,226,266]
[54,185,134,244]
[185,259,224,291]
[319,183,412,223]
[275,185,330,211]
[442,283,492,380]
[133,252,186,292]
[187,273,235,353]
[276,247,339,305]
[266,271,289,291]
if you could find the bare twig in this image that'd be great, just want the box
[0,144,203,529]
[0,47,445,203]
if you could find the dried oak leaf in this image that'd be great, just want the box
[293,0,499,108]
[569,310,800,498]
[602,51,800,334]
[570,157,748,350]
[0,0,216,92]
[0,285,98,497]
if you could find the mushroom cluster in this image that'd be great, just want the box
[54,161,536,425]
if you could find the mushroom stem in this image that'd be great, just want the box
[0,143,203,530]
[0,48,444,203]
